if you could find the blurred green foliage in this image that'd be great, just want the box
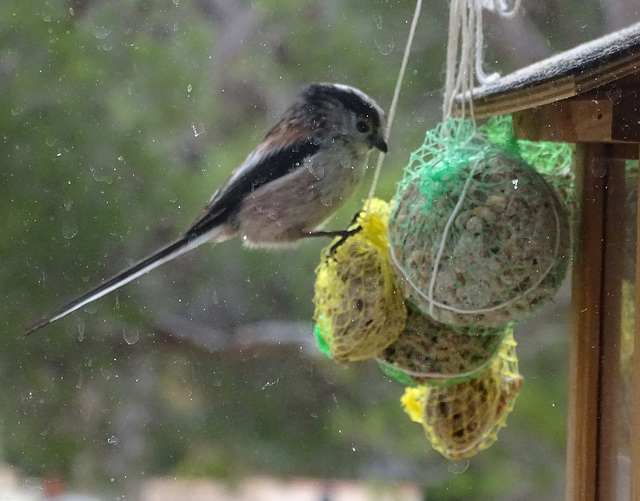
[0,0,629,498]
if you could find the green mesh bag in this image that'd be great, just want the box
[313,198,407,362]
[486,115,576,218]
[401,330,522,460]
[378,303,506,386]
[388,118,571,328]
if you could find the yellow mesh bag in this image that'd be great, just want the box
[313,198,407,362]
[379,304,506,385]
[401,330,523,459]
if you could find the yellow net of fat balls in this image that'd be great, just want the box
[401,329,523,460]
[313,198,407,362]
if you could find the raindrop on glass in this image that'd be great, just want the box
[591,159,608,178]
[605,85,622,104]
[107,435,120,445]
[191,122,206,137]
[123,328,140,345]
[309,164,325,180]
[187,83,192,93]
[447,458,470,474]
[62,221,78,239]
[93,26,111,40]
[320,194,333,207]
[373,14,382,29]
[375,38,394,56]
[77,318,85,342]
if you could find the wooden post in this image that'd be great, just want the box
[567,144,626,501]
[598,151,625,501]
[566,143,606,501]
[632,144,640,501]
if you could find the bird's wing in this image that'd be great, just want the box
[186,132,322,237]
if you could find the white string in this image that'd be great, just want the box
[366,0,423,207]
[442,0,522,121]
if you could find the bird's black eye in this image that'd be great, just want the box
[356,120,370,133]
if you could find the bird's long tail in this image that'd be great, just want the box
[25,231,213,336]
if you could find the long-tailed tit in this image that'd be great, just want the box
[26,83,387,335]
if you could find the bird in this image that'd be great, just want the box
[26,82,388,335]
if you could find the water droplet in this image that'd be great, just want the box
[339,154,352,169]
[309,164,325,180]
[76,371,83,389]
[413,110,426,124]
[375,38,394,56]
[448,458,470,474]
[172,0,179,5]
[11,106,25,116]
[77,318,85,342]
[320,194,333,207]
[62,221,78,239]
[42,13,51,22]
[117,155,124,162]
[101,367,113,380]
[591,159,608,178]
[373,14,382,29]
[91,168,114,184]
[93,26,111,39]
[45,137,57,147]
[187,83,192,93]
[84,304,98,314]
[123,328,140,345]
[191,122,206,137]
[521,224,535,240]
[63,200,73,211]
[107,435,119,445]
[605,85,622,104]
[511,178,519,190]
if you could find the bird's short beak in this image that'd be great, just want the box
[372,135,388,153]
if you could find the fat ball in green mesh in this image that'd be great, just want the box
[313,198,406,362]
[388,117,571,328]
[401,329,522,460]
[378,303,507,386]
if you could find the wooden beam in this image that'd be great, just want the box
[512,99,614,143]
[567,143,606,501]
[459,51,640,118]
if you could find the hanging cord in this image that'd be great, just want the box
[366,0,423,206]
[442,0,522,123]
